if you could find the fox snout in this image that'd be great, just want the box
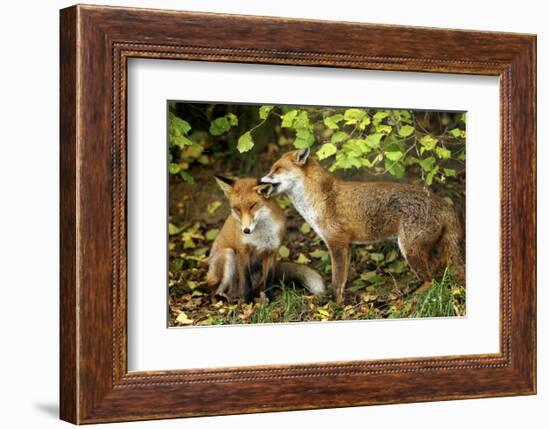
[240,214,256,234]
[260,176,282,196]
[260,175,275,184]
[241,222,256,234]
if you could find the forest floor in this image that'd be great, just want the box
[168,169,466,327]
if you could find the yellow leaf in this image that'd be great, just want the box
[207,201,222,214]
[295,253,311,264]
[176,312,194,325]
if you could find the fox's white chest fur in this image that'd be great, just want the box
[288,182,326,242]
[242,207,282,253]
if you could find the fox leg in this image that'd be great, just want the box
[260,254,276,300]
[328,243,350,304]
[236,255,254,303]
[208,249,238,298]
[398,237,433,282]
[206,255,222,291]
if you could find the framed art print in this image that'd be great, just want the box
[60,5,536,424]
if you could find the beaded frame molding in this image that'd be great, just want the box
[60,5,536,424]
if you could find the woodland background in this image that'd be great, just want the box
[168,102,466,326]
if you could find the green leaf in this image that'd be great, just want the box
[168,223,181,235]
[385,260,406,274]
[309,249,329,261]
[278,245,290,259]
[361,270,384,283]
[376,124,392,135]
[361,157,375,168]
[398,125,415,137]
[358,116,371,130]
[384,151,403,161]
[418,156,436,172]
[226,113,238,126]
[259,105,273,119]
[237,132,254,153]
[205,228,219,241]
[178,170,195,183]
[281,109,298,128]
[425,166,440,186]
[435,147,452,159]
[209,116,231,136]
[443,168,457,177]
[170,134,193,149]
[323,114,344,130]
[300,223,311,234]
[384,158,405,178]
[372,111,389,125]
[398,110,413,123]
[293,111,311,130]
[370,252,385,262]
[294,129,314,148]
[448,127,466,138]
[344,139,370,156]
[331,131,349,144]
[317,143,338,160]
[364,133,383,149]
[168,163,181,174]
[343,108,367,124]
[385,248,398,262]
[419,135,438,151]
[170,115,191,135]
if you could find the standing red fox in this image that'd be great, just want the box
[261,148,465,303]
[207,176,325,302]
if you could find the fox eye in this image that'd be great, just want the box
[250,203,257,210]
[273,167,280,173]
[232,207,240,214]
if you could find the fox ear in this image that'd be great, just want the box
[254,183,274,199]
[214,175,234,197]
[294,148,310,165]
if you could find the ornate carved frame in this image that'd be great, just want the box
[60,5,536,424]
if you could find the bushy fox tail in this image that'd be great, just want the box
[438,203,465,283]
[274,262,326,295]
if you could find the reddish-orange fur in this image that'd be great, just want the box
[207,177,285,301]
[262,149,464,303]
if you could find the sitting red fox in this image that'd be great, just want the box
[261,148,465,303]
[207,176,325,302]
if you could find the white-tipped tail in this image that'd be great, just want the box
[275,262,326,295]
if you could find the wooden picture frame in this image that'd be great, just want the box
[60,4,536,424]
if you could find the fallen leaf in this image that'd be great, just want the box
[205,228,219,241]
[168,223,181,235]
[295,253,311,264]
[207,201,222,214]
[176,312,194,325]
[370,252,385,263]
[309,249,329,260]
[300,223,311,234]
[278,245,290,259]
